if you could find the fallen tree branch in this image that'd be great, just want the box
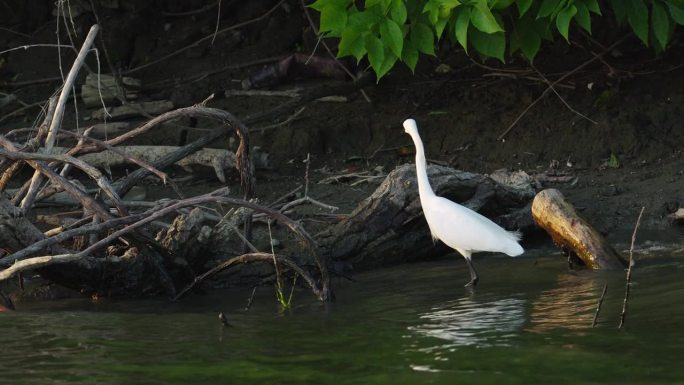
[0,188,331,300]
[22,24,100,211]
[531,188,627,269]
[172,252,322,301]
[59,131,169,183]
[0,210,151,266]
[0,143,126,215]
[0,138,114,219]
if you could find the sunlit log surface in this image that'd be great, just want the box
[532,188,626,269]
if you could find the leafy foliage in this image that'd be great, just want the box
[310,0,684,79]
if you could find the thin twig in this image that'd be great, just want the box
[277,154,339,213]
[244,286,257,310]
[304,153,310,197]
[0,102,46,125]
[269,185,303,207]
[279,196,339,213]
[163,1,220,16]
[530,63,597,125]
[250,107,306,133]
[591,283,608,328]
[125,0,287,74]
[211,0,222,46]
[619,206,645,330]
[498,34,629,141]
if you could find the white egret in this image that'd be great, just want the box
[403,119,524,287]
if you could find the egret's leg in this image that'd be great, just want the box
[464,257,479,287]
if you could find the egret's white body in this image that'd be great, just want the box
[403,118,523,286]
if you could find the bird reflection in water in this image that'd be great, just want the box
[408,297,526,349]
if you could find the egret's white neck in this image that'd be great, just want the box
[408,130,436,198]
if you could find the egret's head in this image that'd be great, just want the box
[403,119,418,136]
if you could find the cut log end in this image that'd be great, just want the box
[531,188,627,270]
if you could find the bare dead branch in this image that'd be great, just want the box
[0,188,330,299]
[619,206,645,329]
[22,25,100,211]
[172,252,323,301]
[60,130,169,183]
[592,283,608,328]
[0,142,126,215]
[0,138,113,219]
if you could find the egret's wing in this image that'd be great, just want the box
[427,197,522,255]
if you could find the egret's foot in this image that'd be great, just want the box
[464,277,479,288]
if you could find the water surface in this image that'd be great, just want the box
[2,251,683,384]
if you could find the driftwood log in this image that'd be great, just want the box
[318,164,534,269]
[531,188,627,269]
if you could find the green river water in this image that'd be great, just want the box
[1,251,683,385]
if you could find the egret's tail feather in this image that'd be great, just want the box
[503,230,524,257]
[507,230,522,241]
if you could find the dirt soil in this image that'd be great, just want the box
[1,0,683,256]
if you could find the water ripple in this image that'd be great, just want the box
[407,297,526,348]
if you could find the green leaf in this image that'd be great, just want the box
[471,0,504,33]
[651,0,670,47]
[411,22,435,55]
[627,0,649,45]
[438,0,463,14]
[470,27,505,61]
[401,39,419,72]
[423,1,441,25]
[348,9,382,27]
[310,0,352,12]
[533,18,554,40]
[365,0,393,13]
[574,1,592,33]
[319,5,348,34]
[365,35,385,75]
[365,0,383,9]
[584,0,601,14]
[435,17,449,38]
[390,0,408,24]
[377,50,398,79]
[537,0,563,18]
[515,0,533,17]
[609,0,628,22]
[512,17,541,60]
[607,152,620,168]
[556,4,577,40]
[337,28,367,62]
[380,18,404,57]
[492,0,515,10]
[666,1,684,25]
[454,6,472,52]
